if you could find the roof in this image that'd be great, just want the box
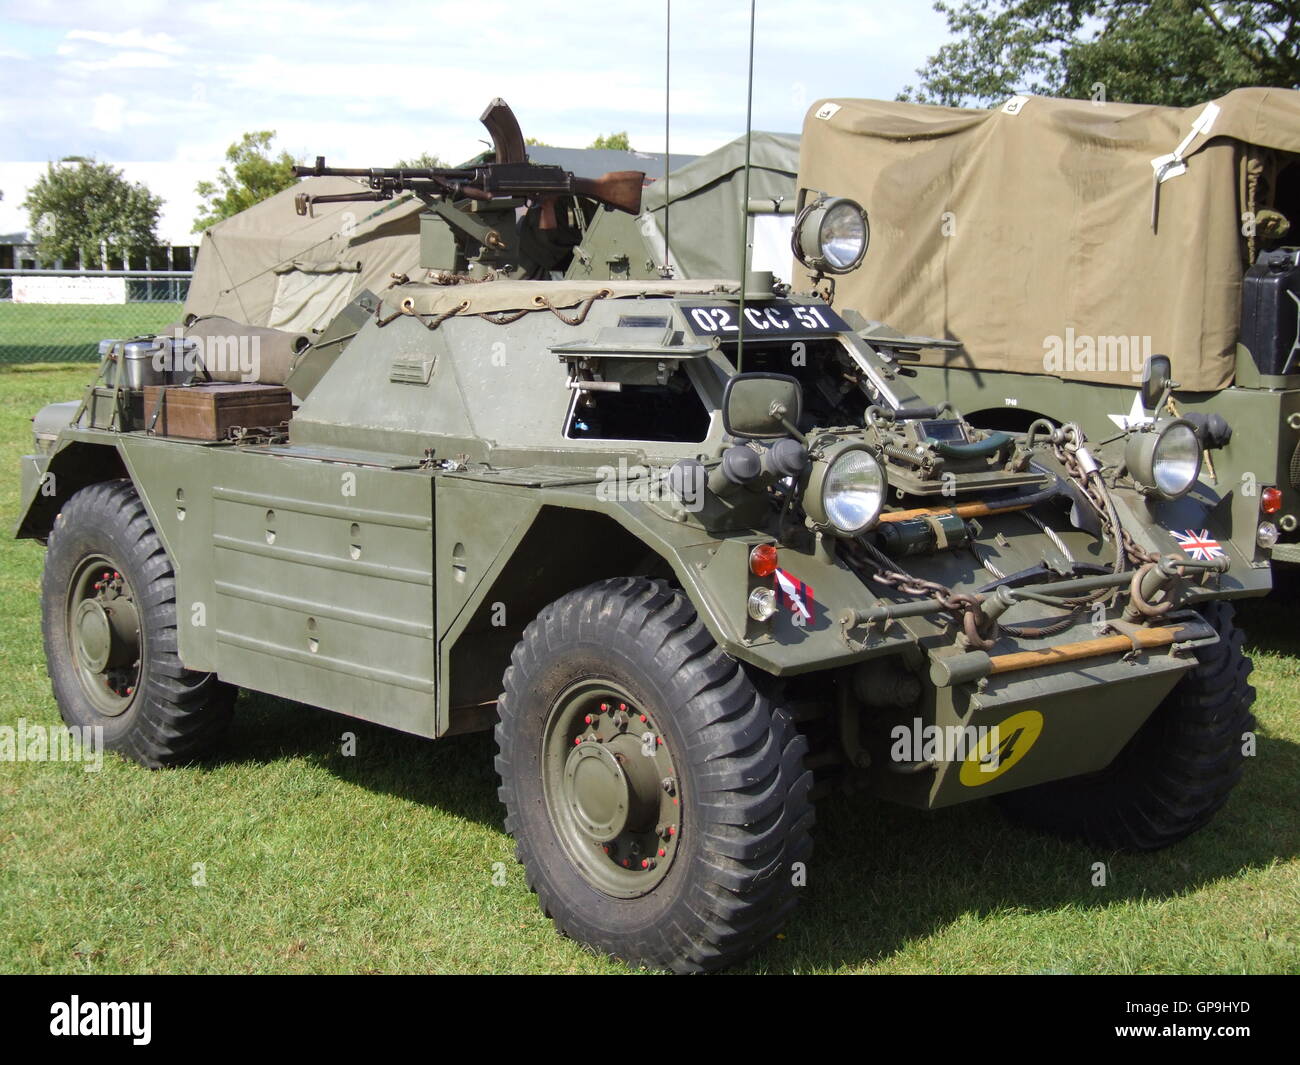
[525,146,698,181]
[644,131,799,208]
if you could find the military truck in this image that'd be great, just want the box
[796,90,1300,569]
[16,117,1260,972]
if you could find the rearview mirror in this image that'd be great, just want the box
[722,373,803,439]
[1140,354,1173,411]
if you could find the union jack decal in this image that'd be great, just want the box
[1170,529,1226,562]
[774,568,815,623]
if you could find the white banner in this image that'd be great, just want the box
[12,276,128,304]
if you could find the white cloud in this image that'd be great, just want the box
[65,28,185,55]
[0,1,952,241]
[90,93,127,134]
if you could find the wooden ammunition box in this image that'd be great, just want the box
[142,383,292,440]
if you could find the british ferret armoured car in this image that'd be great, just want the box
[14,105,1261,973]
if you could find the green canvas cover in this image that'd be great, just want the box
[184,178,424,333]
[642,131,800,279]
[798,89,1300,391]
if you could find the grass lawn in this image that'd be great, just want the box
[0,302,184,365]
[0,366,1297,974]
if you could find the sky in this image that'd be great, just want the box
[0,1,951,243]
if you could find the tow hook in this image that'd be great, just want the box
[1124,554,1230,621]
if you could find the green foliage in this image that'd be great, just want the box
[524,136,552,147]
[194,132,298,232]
[902,0,1300,108]
[22,159,162,267]
[394,152,447,169]
[588,131,632,151]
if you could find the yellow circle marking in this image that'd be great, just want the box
[958,709,1044,786]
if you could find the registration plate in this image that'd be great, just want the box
[682,302,847,338]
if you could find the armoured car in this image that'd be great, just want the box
[15,131,1260,973]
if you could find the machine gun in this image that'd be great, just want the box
[293,98,645,231]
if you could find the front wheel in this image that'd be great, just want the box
[495,578,814,972]
[996,601,1255,850]
[41,480,235,768]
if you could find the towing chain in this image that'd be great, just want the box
[846,423,1154,651]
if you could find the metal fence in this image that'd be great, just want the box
[0,270,191,365]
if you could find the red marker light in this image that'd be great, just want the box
[749,544,778,577]
[1262,486,1283,514]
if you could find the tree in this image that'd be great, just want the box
[23,157,162,266]
[524,136,552,147]
[901,0,1300,109]
[394,152,447,169]
[588,131,632,151]
[194,131,298,232]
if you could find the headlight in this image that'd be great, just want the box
[1125,419,1203,500]
[803,442,886,536]
[794,196,869,275]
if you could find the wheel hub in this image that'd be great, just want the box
[67,558,142,717]
[73,599,113,673]
[564,742,631,842]
[543,681,683,898]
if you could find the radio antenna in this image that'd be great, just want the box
[735,0,757,372]
[663,0,672,277]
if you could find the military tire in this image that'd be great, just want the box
[996,601,1255,850]
[42,480,235,768]
[495,577,814,973]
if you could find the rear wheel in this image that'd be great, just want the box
[495,577,814,972]
[42,480,235,768]
[996,601,1255,850]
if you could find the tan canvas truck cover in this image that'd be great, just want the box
[184,178,424,333]
[799,89,1300,391]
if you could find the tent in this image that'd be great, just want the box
[183,178,425,333]
[797,89,1300,391]
[564,131,801,283]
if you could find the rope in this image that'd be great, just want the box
[372,289,612,332]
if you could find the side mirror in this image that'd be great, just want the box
[1140,354,1173,411]
[722,372,803,440]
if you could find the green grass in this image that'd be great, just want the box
[1,367,1297,974]
[0,302,184,365]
